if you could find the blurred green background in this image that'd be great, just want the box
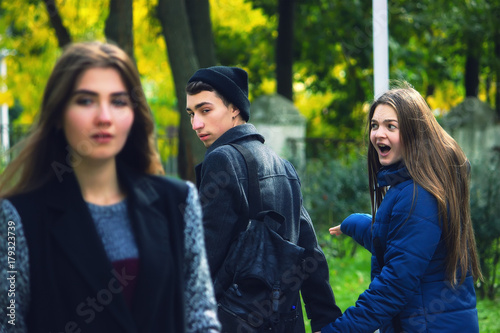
[1,1,499,331]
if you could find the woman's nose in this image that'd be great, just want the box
[96,103,112,127]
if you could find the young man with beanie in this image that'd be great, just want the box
[186,66,342,333]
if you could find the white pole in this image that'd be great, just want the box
[1,54,9,164]
[373,0,389,98]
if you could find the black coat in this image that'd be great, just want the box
[195,124,342,332]
[8,166,188,333]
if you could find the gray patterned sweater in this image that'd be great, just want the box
[0,182,220,333]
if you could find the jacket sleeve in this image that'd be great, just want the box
[322,185,442,333]
[0,200,30,333]
[182,183,221,333]
[197,150,243,280]
[298,205,343,331]
[340,213,373,251]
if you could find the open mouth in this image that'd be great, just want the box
[378,144,391,153]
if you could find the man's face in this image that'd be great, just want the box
[186,90,238,148]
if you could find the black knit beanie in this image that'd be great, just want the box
[188,66,250,121]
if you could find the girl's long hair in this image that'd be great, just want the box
[367,83,482,285]
[0,41,163,198]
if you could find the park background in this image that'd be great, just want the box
[1,0,499,331]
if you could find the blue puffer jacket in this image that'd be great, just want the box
[322,162,479,333]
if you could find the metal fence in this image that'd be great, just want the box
[1,124,365,176]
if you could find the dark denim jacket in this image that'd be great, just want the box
[195,124,342,332]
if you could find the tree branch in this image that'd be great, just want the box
[42,0,72,48]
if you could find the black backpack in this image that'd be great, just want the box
[214,143,307,333]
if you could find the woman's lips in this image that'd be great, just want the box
[91,132,113,143]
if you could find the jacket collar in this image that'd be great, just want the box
[195,123,264,188]
[377,162,411,188]
[45,164,158,209]
[205,123,264,155]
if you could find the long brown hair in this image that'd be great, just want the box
[0,41,163,198]
[367,83,482,285]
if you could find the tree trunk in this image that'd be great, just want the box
[494,27,500,119]
[276,0,295,101]
[426,84,435,98]
[156,0,206,182]
[464,36,480,98]
[42,0,72,48]
[105,0,135,63]
[465,54,480,98]
[186,0,217,68]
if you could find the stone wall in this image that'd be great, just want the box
[441,97,500,162]
[251,94,306,170]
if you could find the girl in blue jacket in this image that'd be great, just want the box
[324,85,482,332]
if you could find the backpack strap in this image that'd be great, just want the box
[229,143,287,237]
[229,143,262,219]
[373,237,403,333]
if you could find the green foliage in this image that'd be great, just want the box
[301,240,371,332]
[298,150,372,331]
[212,0,277,99]
[244,0,498,140]
[3,0,499,167]
[388,0,499,107]
[242,0,375,141]
[213,23,276,98]
[470,152,500,300]
[0,0,182,162]
[323,239,372,312]
[302,153,371,233]
[388,1,461,91]
[477,297,500,333]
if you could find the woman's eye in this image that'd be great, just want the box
[76,97,93,106]
[112,98,130,107]
[389,124,397,129]
[202,108,210,113]
[370,123,378,130]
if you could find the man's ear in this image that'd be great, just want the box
[230,105,241,117]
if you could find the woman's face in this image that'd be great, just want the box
[370,104,403,166]
[63,67,134,166]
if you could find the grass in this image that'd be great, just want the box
[302,240,499,332]
[477,298,500,333]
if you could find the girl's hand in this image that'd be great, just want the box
[329,225,343,236]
